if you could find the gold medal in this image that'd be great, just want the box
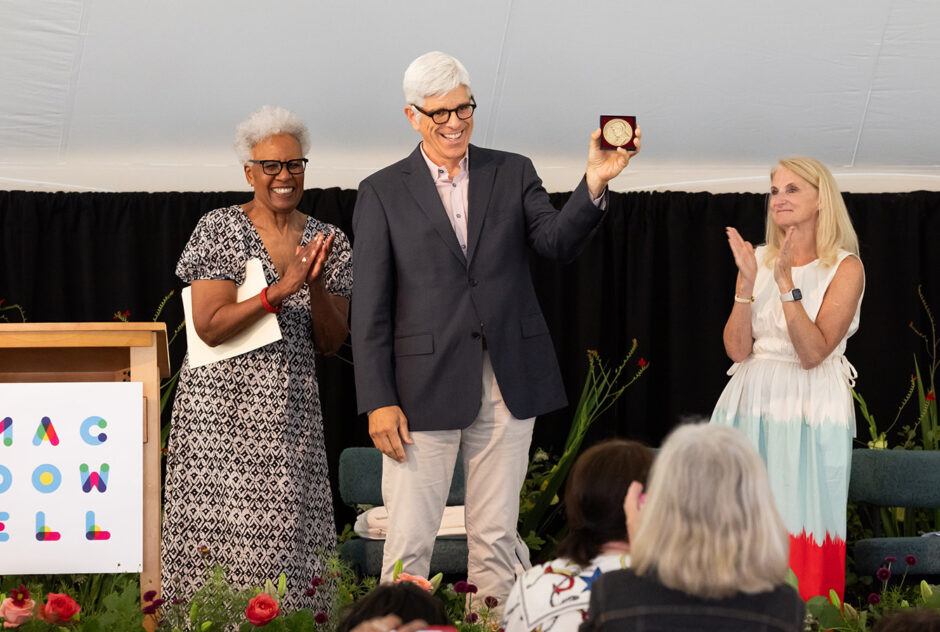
[602,118,634,147]
[599,115,637,149]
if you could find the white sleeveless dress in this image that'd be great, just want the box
[711,246,862,602]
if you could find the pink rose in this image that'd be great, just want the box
[39,593,81,625]
[394,573,434,592]
[0,597,35,628]
[245,593,280,627]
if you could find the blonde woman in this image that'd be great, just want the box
[581,424,805,631]
[711,157,864,602]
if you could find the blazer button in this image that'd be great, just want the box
[471,332,481,339]
[469,278,478,287]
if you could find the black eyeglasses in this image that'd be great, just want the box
[411,98,477,124]
[248,158,308,176]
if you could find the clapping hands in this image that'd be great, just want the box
[726,227,757,297]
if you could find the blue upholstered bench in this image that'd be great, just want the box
[848,448,940,576]
[337,447,469,577]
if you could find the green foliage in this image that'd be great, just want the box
[0,299,26,322]
[1,574,139,620]
[850,285,940,548]
[517,344,647,555]
[236,608,317,631]
[325,554,377,624]
[808,556,940,631]
[336,523,357,545]
[160,565,255,631]
[87,581,147,631]
[1,552,380,632]
[433,582,500,632]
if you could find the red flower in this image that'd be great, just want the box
[906,555,917,566]
[453,579,483,593]
[876,567,891,581]
[245,593,280,627]
[8,586,30,608]
[484,596,499,608]
[927,391,936,402]
[314,611,329,624]
[141,598,165,615]
[310,577,325,587]
[465,613,479,623]
[637,358,647,368]
[884,556,896,564]
[143,590,157,602]
[40,593,81,624]
[868,593,881,605]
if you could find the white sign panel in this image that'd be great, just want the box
[0,382,143,574]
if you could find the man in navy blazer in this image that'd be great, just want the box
[351,51,640,606]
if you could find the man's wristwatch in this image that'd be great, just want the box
[780,288,803,302]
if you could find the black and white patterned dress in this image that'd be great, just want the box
[161,205,352,610]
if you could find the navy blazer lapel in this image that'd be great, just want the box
[466,144,494,265]
[401,145,467,266]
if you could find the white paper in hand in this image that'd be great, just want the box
[181,258,283,368]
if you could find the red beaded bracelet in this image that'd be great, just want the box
[259,286,282,314]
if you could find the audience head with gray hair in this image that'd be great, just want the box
[631,423,791,599]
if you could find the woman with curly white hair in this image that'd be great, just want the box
[580,423,805,631]
[161,105,352,609]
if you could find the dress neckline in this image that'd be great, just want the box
[236,204,313,283]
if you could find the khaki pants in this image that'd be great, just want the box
[380,351,534,607]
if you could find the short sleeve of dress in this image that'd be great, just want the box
[322,228,353,299]
[176,207,248,285]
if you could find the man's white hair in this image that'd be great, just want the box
[233,105,310,164]
[403,51,473,111]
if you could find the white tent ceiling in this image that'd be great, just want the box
[1,0,939,193]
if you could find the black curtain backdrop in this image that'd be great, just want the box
[2,188,938,529]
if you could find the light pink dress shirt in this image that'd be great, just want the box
[419,144,607,260]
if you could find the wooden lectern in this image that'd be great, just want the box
[0,323,169,620]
